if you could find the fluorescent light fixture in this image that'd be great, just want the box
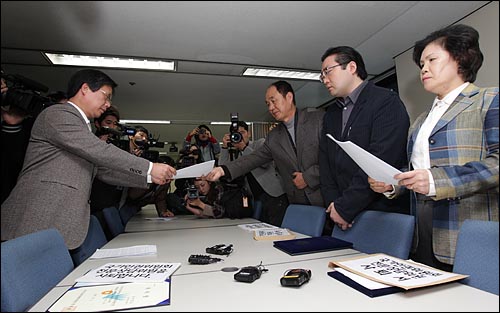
[210,121,231,125]
[44,53,175,71]
[121,119,171,124]
[243,67,320,81]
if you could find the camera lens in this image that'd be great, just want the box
[199,128,206,135]
[230,132,242,143]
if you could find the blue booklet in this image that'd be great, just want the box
[273,236,353,256]
[328,270,402,298]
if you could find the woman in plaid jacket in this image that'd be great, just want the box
[369,24,498,271]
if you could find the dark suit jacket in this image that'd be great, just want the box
[319,81,410,222]
[223,108,325,207]
[1,103,150,249]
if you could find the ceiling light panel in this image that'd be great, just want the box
[44,53,175,71]
[243,67,320,81]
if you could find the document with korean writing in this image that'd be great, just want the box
[75,263,181,283]
[48,281,170,312]
[329,254,467,290]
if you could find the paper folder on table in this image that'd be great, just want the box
[273,236,353,256]
[328,269,402,298]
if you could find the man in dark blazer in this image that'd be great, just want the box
[319,46,410,231]
[206,80,325,209]
[1,69,176,249]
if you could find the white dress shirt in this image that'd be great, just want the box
[411,82,469,196]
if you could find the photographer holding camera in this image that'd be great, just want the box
[90,105,127,239]
[1,70,67,203]
[1,76,35,203]
[184,124,221,164]
[93,105,120,142]
[184,177,252,219]
[219,118,288,226]
[124,125,176,217]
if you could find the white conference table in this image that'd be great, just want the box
[58,224,361,286]
[125,214,258,233]
[31,257,499,312]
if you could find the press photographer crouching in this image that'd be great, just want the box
[185,177,253,219]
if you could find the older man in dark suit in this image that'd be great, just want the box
[1,69,176,249]
[206,80,325,209]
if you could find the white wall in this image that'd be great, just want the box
[395,1,499,122]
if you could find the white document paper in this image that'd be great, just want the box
[145,217,175,221]
[173,160,215,179]
[48,281,170,312]
[254,228,292,237]
[335,267,393,289]
[238,222,278,232]
[75,262,181,283]
[90,245,157,259]
[332,254,467,290]
[327,134,401,185]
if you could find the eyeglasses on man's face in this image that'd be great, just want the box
[319,63,343,83]
[99,89,113,104]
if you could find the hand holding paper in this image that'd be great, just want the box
[326,134,401,185]
[173,160,215,179]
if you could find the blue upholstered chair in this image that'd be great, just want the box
[281,204,326,237]
[1,228,74,312]
[103,206,125,238]
[332,210,415,259]
[453,219,499,295]
[70,215,108,267]
[252,199,263,220]
[119,202,140,225]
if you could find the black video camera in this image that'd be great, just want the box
[133,132,165,163]
[1,71,54,118]
[177,143,200,169]
[229,112,242,144]
[95,124,136,151]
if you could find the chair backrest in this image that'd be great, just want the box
[453,219,499,295]
[332,210,415,259]
[1,228,74,312]
[119,202,140,225]
[281,204,326,237]
[102,206,125,238]
[252,199,263,220]
[70,215,108,267]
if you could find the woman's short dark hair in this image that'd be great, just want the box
[67,69,117,98]
[321,46,368,80]
[412,24,483,83]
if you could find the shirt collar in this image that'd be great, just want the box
[344,80,368,105]
[433,82,469,108]
[67,101,91,129]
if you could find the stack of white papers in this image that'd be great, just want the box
[238,222,278,232]
[90,245,157,259]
